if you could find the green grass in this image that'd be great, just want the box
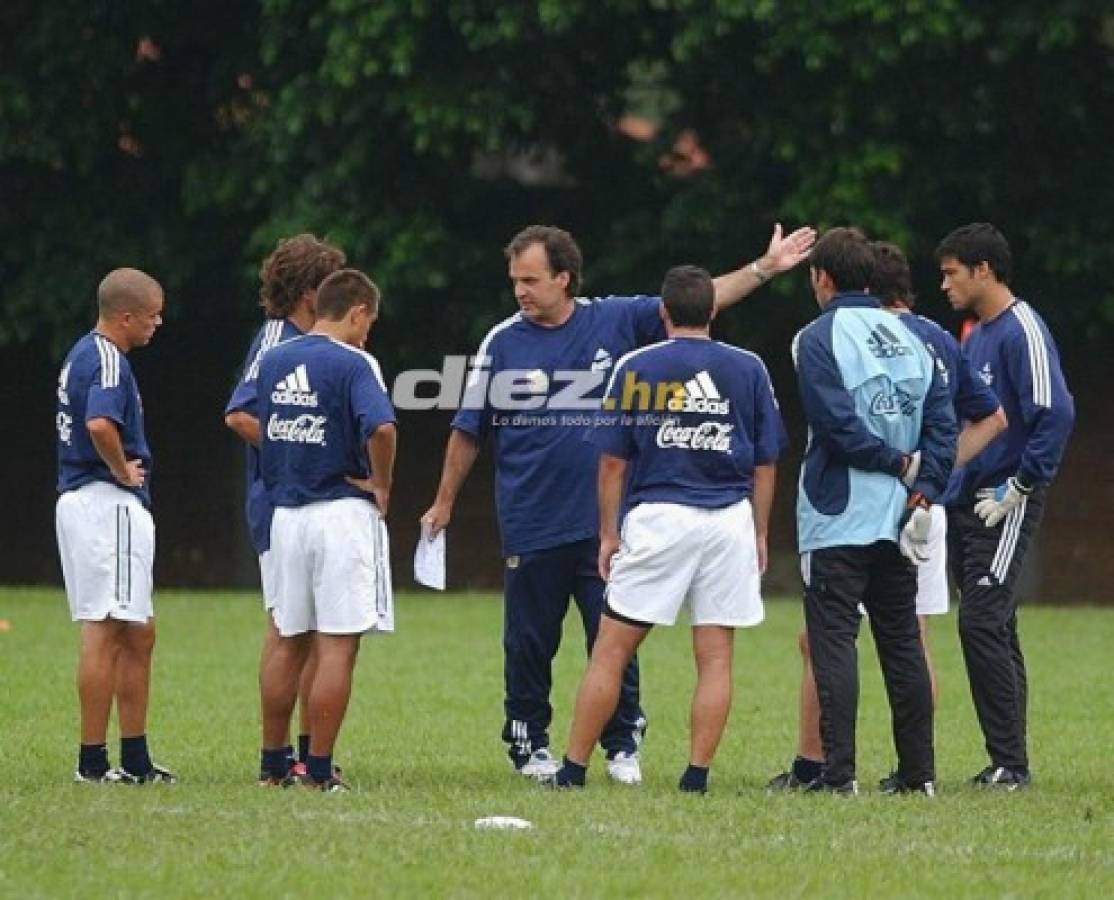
[0,587,1111,898]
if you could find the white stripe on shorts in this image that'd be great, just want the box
[116,504,131,608]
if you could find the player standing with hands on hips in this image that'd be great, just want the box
[256,269,396,792]
[56,268,176,784]
[421,223,814,783]
[936,223,1074,790]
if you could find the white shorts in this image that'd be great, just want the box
[915,504,948,616]
[606,499,764,628]
[259,550,278,611]
[56,481,155,623]
[269,498,394,638]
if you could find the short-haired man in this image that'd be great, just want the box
[56,268,176,783]
[257,268,396,791]
[224,234,346,782]
[422,223,814,782]
[550,265,786,792]
[768,240,1005,791]
[936,223,1074,789]
[794,227,956,794]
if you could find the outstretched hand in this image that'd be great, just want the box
[758,223,817,276]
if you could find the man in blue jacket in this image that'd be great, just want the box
[936,223,1074,790]
[794,227,956,794]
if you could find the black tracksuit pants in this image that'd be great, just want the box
[948,488,1046,771]
[803,540,934,786]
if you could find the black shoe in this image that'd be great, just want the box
[971,765,1030,791]
[73,768,126,784]
[115,763,178,785]
[804,777,858,795]
[766,770,808,792]
[879,772,936,796]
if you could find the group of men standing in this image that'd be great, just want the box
[54,218,1073,795]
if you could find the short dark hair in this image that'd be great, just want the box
[315,269,380,321]
[870,241,915,308]
[661,265,714,327]
[97,268,163,316]
[259,234,346,319]
[810,227,874,292]
[504,225,582,296]
[935,223,1012,285]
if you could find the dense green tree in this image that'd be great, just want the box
[4,1,1113,359]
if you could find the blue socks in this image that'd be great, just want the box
[79,743,109,778]
[121,735,152,776]
[555,757,587,788]
[793,755,823,783]
[297,734,310,765]
[679,764,708,793]
[307,754,333,784]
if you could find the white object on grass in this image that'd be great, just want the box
[474,816,533,831]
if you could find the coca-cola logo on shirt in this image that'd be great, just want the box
[267,413,327,446]
[655,417,733,453]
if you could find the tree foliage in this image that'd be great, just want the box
[4,0,1113,360]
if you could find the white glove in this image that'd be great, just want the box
[898,504,932,565]
[900,451,921,489]
[973,477,1032,528]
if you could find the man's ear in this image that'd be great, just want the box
[658,302,673,330]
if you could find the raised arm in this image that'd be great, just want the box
[421,428,481,537]
[713,223,817,313]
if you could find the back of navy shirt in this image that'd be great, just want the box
[589,338,786,510]
[224,318,304,552]
[452,296,665,555]
[56,331,152,507]
[258,334,395,509]
[898,312,1002,506]
[950,299,1074,501]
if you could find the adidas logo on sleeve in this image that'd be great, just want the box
[667,370,730,415]
[271,364,318,407]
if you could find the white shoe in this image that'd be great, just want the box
[606,751,642,785]
[516,748,559,779]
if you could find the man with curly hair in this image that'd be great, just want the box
[224,233,346,783]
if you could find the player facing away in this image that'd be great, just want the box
[794,228,957,795]
[936,223,1074,790]
[767,241,1006,792]
[256,269,396,791]
[421,223,815,783]
[549,265,786,792]
[224,234,346,781]
[56,268,176,784]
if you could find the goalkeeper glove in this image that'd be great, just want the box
[898,493,932,565]
[973,476,1033,528]
[900,451,921,489]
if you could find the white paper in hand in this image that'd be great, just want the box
[414,523,446,590]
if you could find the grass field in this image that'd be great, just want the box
[0,587,1111,898]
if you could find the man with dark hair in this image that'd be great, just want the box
[56,268,176,784]
[257,268,395,791]
[936,222,1074,790]
[792,227,956,795]
[422,223,815,782]
[769,240,1005,792]
[548,265,785,792]
[225,234,346,784]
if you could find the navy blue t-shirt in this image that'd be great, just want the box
[452,296,665,555]
[948,299,1074,501]
[590,338,786,510]
[56,331,152,507]
[259,334,396,509]
[225,318,304,553]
